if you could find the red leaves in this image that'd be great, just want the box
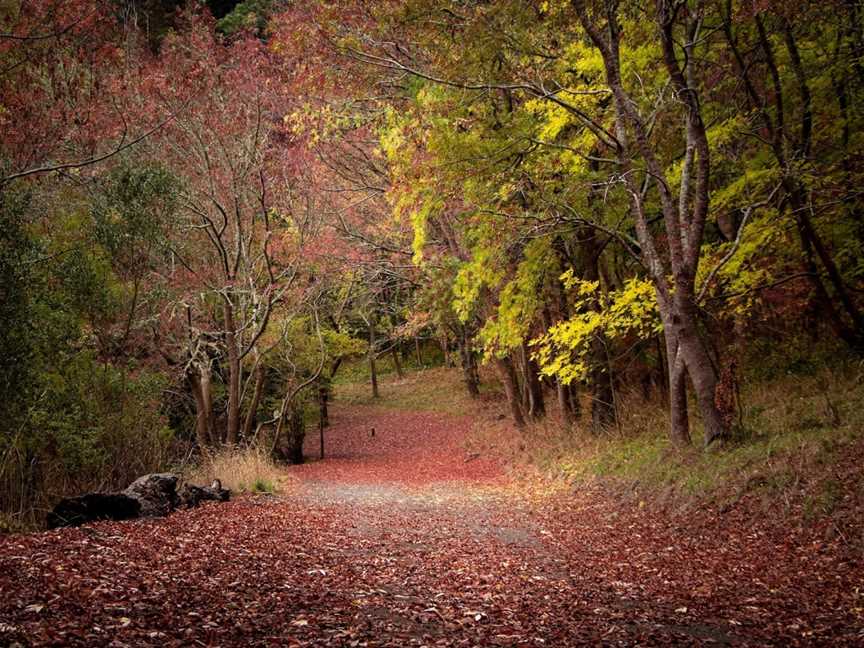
[297,407,503,486]
[1,403,860,646]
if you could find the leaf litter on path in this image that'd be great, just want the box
[1,405,861,646]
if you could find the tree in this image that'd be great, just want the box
[141,12,320,447]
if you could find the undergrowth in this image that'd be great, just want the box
[521,364,864,517]
[186,446,286,495]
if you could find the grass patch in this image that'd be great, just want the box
[523,365,864,514]
[186,445,285,495]
[250,478,275,494]
[333,343,445,385]
[333,366,491,417]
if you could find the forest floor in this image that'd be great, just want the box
[1,373,863,646]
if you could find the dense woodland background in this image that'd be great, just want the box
[2,0,864,529]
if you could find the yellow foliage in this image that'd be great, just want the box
[532,278,660,384]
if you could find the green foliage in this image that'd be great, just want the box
[0,189,37,427]
[27,353,171,481]
[1,351,172,523]
[252,478,275,493]
[90,163,178,267]
[216,0,273,36]
[0,163,184,524]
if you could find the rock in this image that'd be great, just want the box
[123,473,179,517]
[47,493,141,529]
[179,479,231,508]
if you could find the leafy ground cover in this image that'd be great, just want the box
[1,377,862,646]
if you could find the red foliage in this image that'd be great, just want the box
[0,1,157,180]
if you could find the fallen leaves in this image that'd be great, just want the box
[0,404,861,646]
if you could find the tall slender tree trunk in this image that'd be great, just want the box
[589,344,615,433]
[441,332,452,367]
[285,405,304,464]
[671,290,727,446]
[557,379,578,424]
[579,224,615,431]
[224,300,241,445]
[662,327,691,446]
[655,335,669,403]
[496,355,525,427]
[543,303,578,424]
[788,185,864,349]
[369,322,379,399]
[241,362,266,442]
[391,345,404,379]
[189,363,214,449]
[414,336,423,366]
[457,327,481,398]
[318,379,330,428]
[568,383,582,419]
[521,342,545,420]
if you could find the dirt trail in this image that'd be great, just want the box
[1,402,861,646]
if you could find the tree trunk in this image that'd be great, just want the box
[189,363,214,449]
[568,383,581,419]
[414,336,423,366]
[673,295,728,446]
[285,405,304,464]
[224,300,241,445]
[579,225,615,431]
[391,345,404,379]
[788,184,864,350]
[556,378,578,424]
[521,342,545,420]
[574,1,729,446]
[663,328,691,446]
[369,322,379,399]
[241,362,266,442]
[496,355,525,427]
[590,346,615,433]
[441,332,452,367]
[543,303,577,424]
[319,415,325,460]
[318,379,330,428]
[655,335,669,404]
[457,328,481,398]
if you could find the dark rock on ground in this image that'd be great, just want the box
[47,473,231,529]
[179,479,231,508]
[47,494,141,529]
[122,473,179,517]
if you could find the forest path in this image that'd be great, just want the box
[1,385,861,646]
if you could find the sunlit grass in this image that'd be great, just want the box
[186,445,287,494]
[333,365,488,417]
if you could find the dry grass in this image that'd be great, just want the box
[185,446,289,495]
